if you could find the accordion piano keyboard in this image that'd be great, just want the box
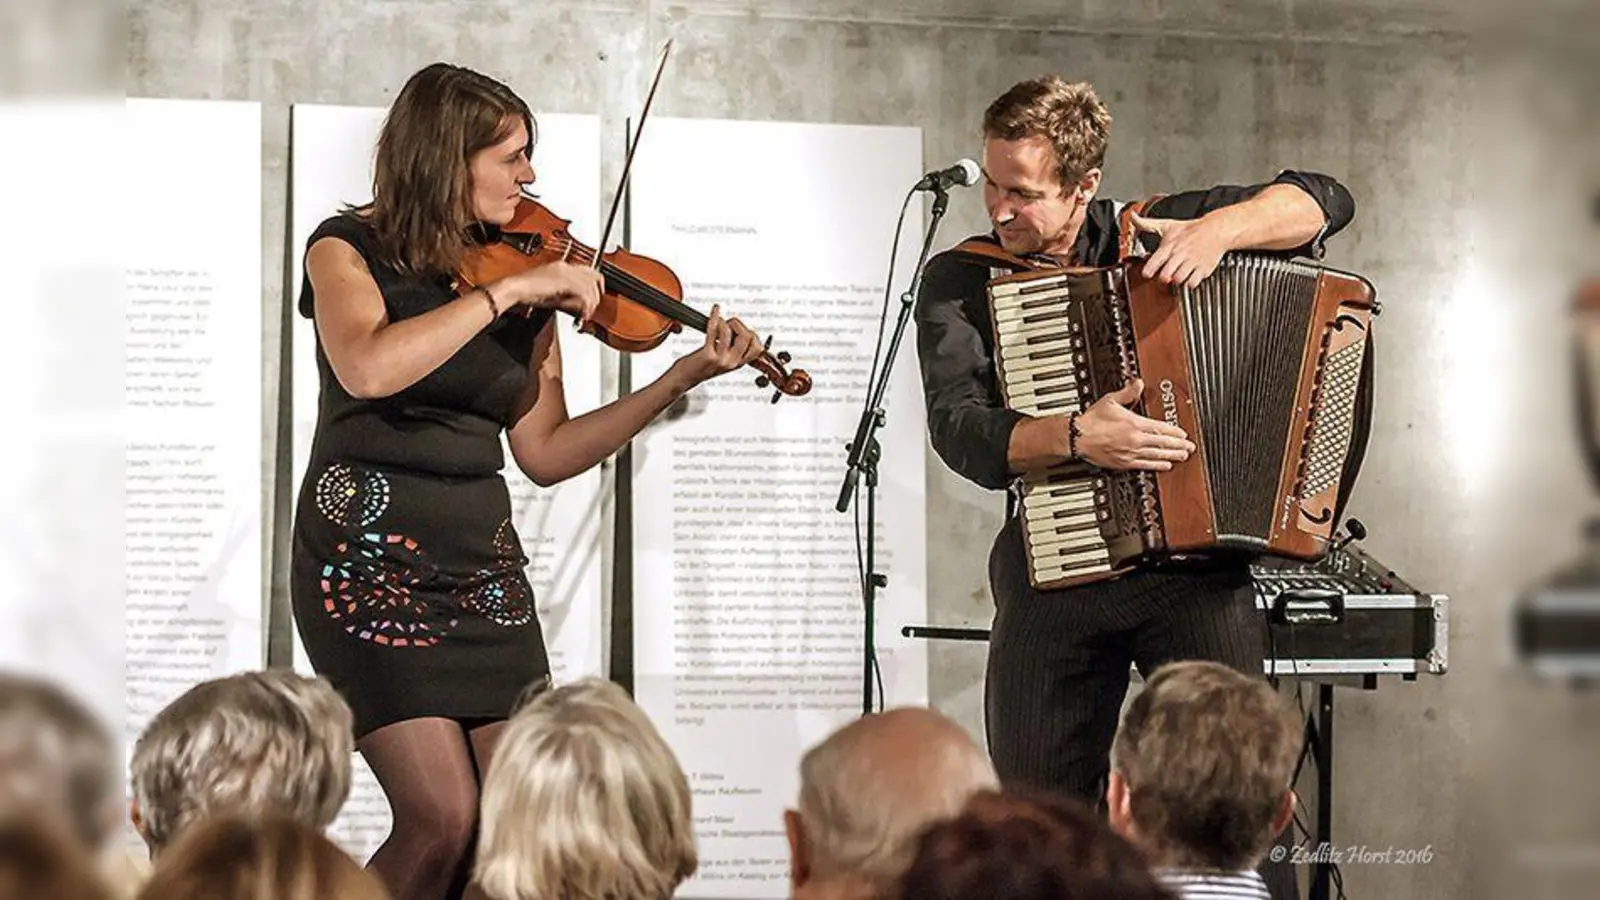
[991,274,1116,585]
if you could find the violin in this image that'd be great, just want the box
[454,198,812,402]
[452,38,810,403]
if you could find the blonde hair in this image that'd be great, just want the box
[1111,661,1303,871]
[474,678,697,900]
[796,707,998,889]
[133,814,388,900]
[983,75,1112,187]
[0,673,117,852]
[128,669,353,853]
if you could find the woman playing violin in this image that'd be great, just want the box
[290,61,762,900]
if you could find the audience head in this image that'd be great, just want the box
[133,814,388,900]
[1108,660,1301,872]
[0,815,114,900]
[475,677,696,900]
[786,707,999,897]
[128,668,353,855]
[0,673,119,853]
[892,789,1174,900]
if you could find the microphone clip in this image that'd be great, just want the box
[914,158,981,193]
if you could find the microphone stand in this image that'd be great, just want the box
[836,183,953,717]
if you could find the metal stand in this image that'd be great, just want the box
[1308,683,1335,900]
[836,187,953,716]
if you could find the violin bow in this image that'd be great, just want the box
[591,37,672,267]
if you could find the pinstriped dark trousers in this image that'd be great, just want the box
[984,513,1297,899]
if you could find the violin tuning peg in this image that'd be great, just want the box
[777,351,791,364]
[771,391,781,404]
[763,334,773,351]
[755,375,771,389]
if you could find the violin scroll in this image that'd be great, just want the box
[751,340,812,404]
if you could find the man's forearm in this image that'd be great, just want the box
[1206,183,1328,252]
[1007,415,1069,472]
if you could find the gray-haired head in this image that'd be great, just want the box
[0,672,119,851]
[787,707,999,894]
[128,668,353,854]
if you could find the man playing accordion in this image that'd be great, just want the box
[913,74,1358,900]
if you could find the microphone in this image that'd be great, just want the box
[1332,517,1367,553]
[914,158,981,192]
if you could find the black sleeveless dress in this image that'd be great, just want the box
[290,213,552,739]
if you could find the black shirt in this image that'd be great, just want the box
[913,170,1356,492]
[298,213,550,479]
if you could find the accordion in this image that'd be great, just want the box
[988,253,1377,590]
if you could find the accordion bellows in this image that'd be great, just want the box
[987,253,1376,590]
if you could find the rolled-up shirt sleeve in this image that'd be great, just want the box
[913,253,1026,491]
[1267,169,1355,257]
[1144,169,1356,259]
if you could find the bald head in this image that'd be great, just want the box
[787,708,998,894]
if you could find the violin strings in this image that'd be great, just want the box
[604,265,711,331]
[557,241,600,266]
[549,236,711,332]
[536,235,789,384]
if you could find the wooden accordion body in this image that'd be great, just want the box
[988,253,1376,590]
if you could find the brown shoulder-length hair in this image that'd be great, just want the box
[351,62,535,277]
[0,815,114,900]
[134,814,389,900]
[893,790,1174,900]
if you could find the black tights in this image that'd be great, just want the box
[358,717,507,900]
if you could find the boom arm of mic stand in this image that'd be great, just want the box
[836,188,952,514]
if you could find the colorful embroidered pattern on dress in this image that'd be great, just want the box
[319,534,459,647]
[462,519,534,628]
[315,463,391,527]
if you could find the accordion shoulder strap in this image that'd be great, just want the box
[947,239,1046,272]
[949,198,1170,271]
[1116,194,1166,262]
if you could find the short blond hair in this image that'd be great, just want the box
[0,673,118,851]
[129,669,353,852]
[983,75,1112,187]
[1111,661,1302,870]
[474,678,696,900]
[133,814,388,900]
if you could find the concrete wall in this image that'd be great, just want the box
[128,3,1598,898]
